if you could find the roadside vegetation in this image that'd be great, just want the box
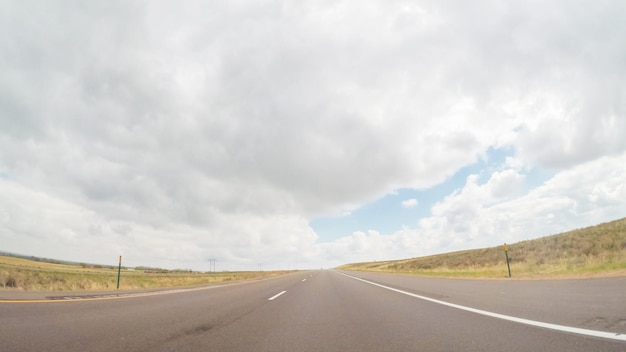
[0,256,296,292]
[338,217,626,278]
[3,218,625,290]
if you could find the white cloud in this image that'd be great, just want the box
[316,152,626,266]
[1,1,625,269]
[401,199,418,208]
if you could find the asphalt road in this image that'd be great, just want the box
[1,270,625,351]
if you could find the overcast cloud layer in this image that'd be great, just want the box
[1,1,625,270]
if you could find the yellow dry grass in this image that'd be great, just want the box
[0,256,297,291]
[338,217,626,278]
[0,256,119,273]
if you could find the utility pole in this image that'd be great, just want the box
[116,256,122,289]
[504,243,511,278]
[208,259,216,272]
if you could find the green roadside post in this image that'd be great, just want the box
[117,256,122,289]
[504,244,511,278]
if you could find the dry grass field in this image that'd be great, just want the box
[338,217,626,278]
[0,256,296,292]
[3,217,625,290]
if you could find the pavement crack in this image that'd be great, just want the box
[186,323,214,335]
[582,317,608,326]
[155,322,216,348]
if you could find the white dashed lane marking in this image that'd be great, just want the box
[268,291,286,301]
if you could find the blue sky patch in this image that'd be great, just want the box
[310,147,553,242]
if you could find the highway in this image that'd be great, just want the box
[1,270,625,351]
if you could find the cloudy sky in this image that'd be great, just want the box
[1,1,625,271]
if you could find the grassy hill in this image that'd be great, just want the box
[337,217,626,278]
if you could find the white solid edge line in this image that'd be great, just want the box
[268,290,286,301]
[337,272,626,342]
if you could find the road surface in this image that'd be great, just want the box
[1,270,625,351]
